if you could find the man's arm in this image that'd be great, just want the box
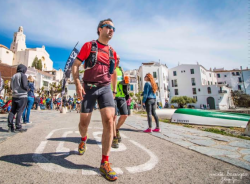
[111,69,117,99]
[72,58,85,100]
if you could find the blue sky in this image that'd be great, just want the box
[0,0,248,71]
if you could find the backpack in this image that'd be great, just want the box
[84,40,115,74]
[117,67,130,100]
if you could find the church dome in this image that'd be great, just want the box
[0,44,9,50]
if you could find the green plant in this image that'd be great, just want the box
[170,96,196,108]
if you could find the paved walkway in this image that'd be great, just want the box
[125,113,250,171]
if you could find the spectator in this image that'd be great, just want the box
[34,96,40,110]
[142,73,160,133]
[164,100,169,108]
[22,76,35,124]
[7,64,28,132]
[126,97,132,116]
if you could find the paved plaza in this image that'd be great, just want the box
[0,110,250,183]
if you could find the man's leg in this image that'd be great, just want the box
[8,98,17,131]
[79,112,92,138]
[98,85,117,181]
[100,107,114,156]
[115,98,128,142]
[15,98,28,131]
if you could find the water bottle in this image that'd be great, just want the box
[109,58,115,74]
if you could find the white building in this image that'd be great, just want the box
[0,44,14,65]
[214,67,250,95]
[0,26,53,71]
[124,69,138,95]
[137,62,169,106]
[10,27,53,71]
[168,64,233,110]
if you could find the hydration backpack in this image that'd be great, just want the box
[84,40,115,74]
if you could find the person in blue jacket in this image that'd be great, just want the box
[22,76,35,124]
[142,73,160,133]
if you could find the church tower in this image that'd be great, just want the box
[10,26,27,53]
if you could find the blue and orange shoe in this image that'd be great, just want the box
[100,161,118,181]
[78,137,87,155]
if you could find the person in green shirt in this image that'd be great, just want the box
[111,55,128,148]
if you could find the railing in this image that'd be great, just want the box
[218,90,227,94]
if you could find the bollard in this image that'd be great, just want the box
[37,106,41,111]
[244,120,250,136]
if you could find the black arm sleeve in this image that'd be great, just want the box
[20,73,29,91]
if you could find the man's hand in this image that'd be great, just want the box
[113,93,116,99]
[76,84,86,100]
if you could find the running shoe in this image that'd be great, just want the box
[111,137,119,148]
[100,161,118,181]
[116,130,121,143]
[78,140,87,155]
[152,128,161,132]
[143,128,152,133]
[15,128,27,133]
[8,126,15,133]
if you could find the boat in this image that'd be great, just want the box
[171,109,250,128]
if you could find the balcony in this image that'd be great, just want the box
[218,90,227,94]
[217,82,226,86]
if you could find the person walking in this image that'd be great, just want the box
[22,76,35,124]
[72,18,118,181]
[111,55,128,148]
[142,73,160,133]
[7,64,28,132]
[126,96,132,116]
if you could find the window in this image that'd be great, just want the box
[208,81,210,85]
[239,77,242,82]
[191,78,195,86]
[198,88,201,92]
[209,73,211,77]
[207,87,211,94]
[163,74,165,81]
[43,81,49,87]
[232,72,235,76]
[192,88,197,95]
[130,85,134,91]
[173,71,177,76]
[193,96,197,101]
[153,72,157,78]
[224,75,227,77]
[238,85,242,90]
[236,72,240,76]
[217,74,220,78]
[172,79,178,87]
[174,89,178,95]
[190,69,194,74]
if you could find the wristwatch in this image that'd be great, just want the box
[113,91,117,94]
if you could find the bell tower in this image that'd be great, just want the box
[10,26,27,53]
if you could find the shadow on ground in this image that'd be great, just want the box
[0,151,97,170]
[120,128,142,132]
[47,137,98,145]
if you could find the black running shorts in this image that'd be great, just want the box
[81,84,115,113]
[114,97,128,116]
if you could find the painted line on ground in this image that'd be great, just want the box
[56,131,73,154]
[126,140,158,173]
[92,131,127,152]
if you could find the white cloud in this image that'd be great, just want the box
[0,0,248,70]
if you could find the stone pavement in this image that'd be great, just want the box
[125,114,250,171]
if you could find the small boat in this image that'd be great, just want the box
[171,109,250,128]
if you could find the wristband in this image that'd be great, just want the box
[113,91,117,94]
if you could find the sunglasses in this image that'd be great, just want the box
[101,24,115,32]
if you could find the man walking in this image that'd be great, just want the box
[111,56,129,148]
[7,64,28,132]
[71,18,118,181]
